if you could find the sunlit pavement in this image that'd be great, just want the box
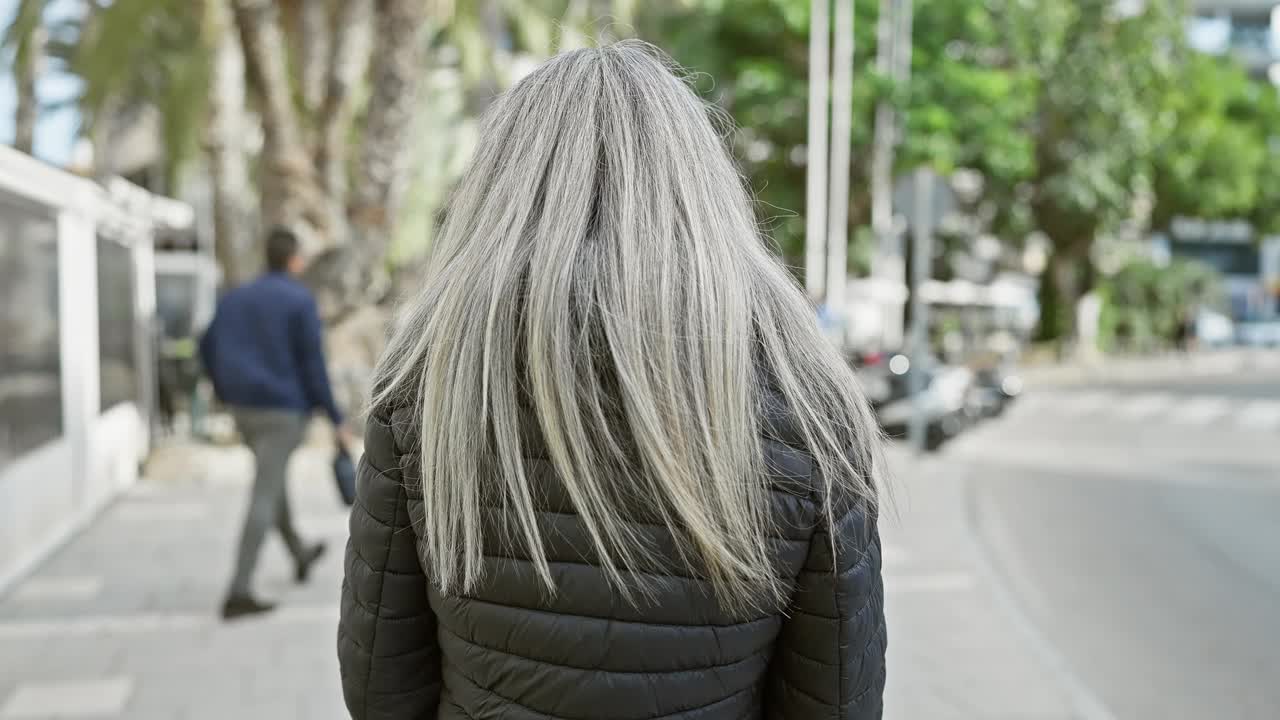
[2,354,1277,719]
[0,441,350,720]
[924,355,1280,720]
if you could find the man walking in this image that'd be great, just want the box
[200,227,348,620]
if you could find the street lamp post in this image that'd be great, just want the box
[825,0,855,319]
[805,0,832,304]
[871,0,913,350]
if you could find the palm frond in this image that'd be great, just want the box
[73,0,212,185]
[1,0,44,52]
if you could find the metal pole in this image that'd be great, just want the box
[870,0,898,347]
[804,0,831,303]
[908,167,933,452]
[825,0,854,325]
[871,0,913,351]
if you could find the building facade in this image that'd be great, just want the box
[0,146,193,593]
[1190,1,1280,79]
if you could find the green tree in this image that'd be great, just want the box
[1149,54,1275,234]
[1001,0,1182,342]
[1097,258,1220,352]
[643,0,877,264]
[4,0,46,154]
[23,0,614,296]
[645,0,1034,270]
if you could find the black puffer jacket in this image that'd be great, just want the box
[338,400,887,719]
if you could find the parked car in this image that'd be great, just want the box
[1237,320,1280,348]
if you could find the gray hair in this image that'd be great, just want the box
[372,41,882,610]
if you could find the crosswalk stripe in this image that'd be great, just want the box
[1114,392,1175,419]
[1236,400,1280,430]
[1169,396,1232,425]
[1018,390,1280,431]
[1057,391,1110,416]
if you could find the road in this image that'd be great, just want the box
[1,358,1276,719]
[945,364,1280,719]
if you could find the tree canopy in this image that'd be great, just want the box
[9,0,1280,341]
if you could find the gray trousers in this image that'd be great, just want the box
[228,407,309,597]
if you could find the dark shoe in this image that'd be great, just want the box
[221,594,276,621]
[295,542,327,584]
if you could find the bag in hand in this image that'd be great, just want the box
[334,443,357,506]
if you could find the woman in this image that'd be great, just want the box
[339,42,887,719]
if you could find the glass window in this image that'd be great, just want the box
[0,199,62,469]
[156,271,196,340]
[97,235,138,411]
[1171,240,1261,276]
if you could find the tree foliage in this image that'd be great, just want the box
[647,0,1277,344]
[1096,258,1220,352]
[1150,53,1280,235]
[8,0,1280,337]
[645,0,1033,268]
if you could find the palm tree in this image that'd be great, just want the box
[202,0,254,283]
[38,0,627,300]
[5,0,47,154]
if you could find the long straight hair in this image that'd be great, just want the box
[372,41,881,610]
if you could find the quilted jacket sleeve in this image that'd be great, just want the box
[769,491,887,719]
[338,413,441,719]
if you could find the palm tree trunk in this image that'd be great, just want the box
[297,0,332,115]
[13,0,45,155]
[204,0,255,283]
[348,0,429,268]
[315,0,374,235]
[231,0,328,246]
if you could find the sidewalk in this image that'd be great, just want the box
[0,439,350,720]
[0,437,1088,719]
[880,445,1094,719]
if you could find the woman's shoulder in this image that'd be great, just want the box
[363,403,419,467]
[758,384,877,508]
[758,387,827,500]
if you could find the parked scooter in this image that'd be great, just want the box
[968,364,1023,419]
[856,352,973,451]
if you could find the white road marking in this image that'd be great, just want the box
[1113,392,1175,420]
[1055,391,1112,417]
[1236,400,1280,431]
[0,677,133,719]
[1169,396,1232,425]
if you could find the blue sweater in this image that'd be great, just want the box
[199,273,342,424]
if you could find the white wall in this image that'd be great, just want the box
[0,146,172,594]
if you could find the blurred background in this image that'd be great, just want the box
[1,0,1278,718]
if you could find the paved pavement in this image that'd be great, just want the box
[0,440,350,720]
[880,446,1092,720]
[0,431,1085,720]
[946,361,1280,719]
[13,358,1264,720]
